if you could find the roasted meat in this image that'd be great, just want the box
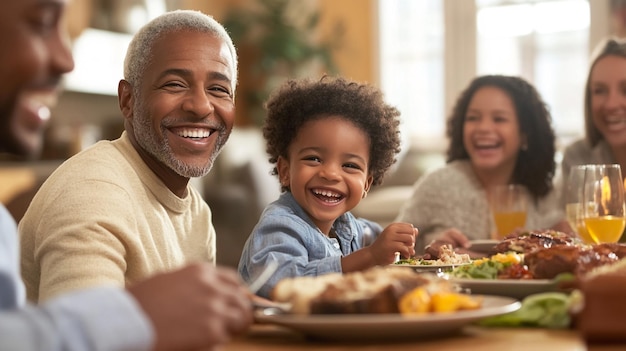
[271,266,434,314]
[524,244,626,279]
[492,230,577,255]
[525,246,590,279]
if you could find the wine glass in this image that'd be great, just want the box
[564,165,595,244]
[581,164,626,243]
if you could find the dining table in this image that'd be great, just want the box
[222,323,626,351]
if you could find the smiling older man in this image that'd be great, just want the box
[1,3,251,350]
[19,9,239,303]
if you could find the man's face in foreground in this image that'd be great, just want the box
[0,0,74,157]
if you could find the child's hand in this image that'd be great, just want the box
[368,223,418,265]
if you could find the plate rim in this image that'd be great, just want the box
[392,262,473,269]
[255,294,521,339]
[446,277,561,299]
[448,277,558,286]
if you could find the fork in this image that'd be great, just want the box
[247,260,279,295]
[247,261,292,313]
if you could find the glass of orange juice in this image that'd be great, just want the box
[488,184,528,240]
[582,164,626,243]
[565,165,596,244]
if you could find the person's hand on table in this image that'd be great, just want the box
[424,228,484,259]
[128,263,253,351]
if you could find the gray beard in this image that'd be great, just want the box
[132,101,225,178]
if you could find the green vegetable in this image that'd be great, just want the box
[394,258,434,266]
[553,272,576,283]
[449,260,507,279]
[478,292,577,329]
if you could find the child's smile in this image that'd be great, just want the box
[311,188,344,204]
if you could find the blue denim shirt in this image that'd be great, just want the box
[238,192,382,299]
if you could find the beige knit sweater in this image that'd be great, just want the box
[19,132,215,302]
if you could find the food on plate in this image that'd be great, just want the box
[450,242,626,280]
[591,242,626,259]
[399,286,481,315]
[524,243,626,279]
[448,252,529,279]
[492,229,580,255]
[447,229,626,280]
[436,245,472,264]
[395,245,472,266]
[271,266,481,315]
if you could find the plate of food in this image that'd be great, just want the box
[255,295,521,341]
[393,246,473,272]
[443,251,564,299]
[259,266,521,341]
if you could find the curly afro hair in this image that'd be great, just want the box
[263,76,402,191]
[446,75,556,199]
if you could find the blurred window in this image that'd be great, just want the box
[379,0,445,149]
[379,0,590,149]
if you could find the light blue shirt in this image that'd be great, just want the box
[238,192,382,298]
[0,204,153,350]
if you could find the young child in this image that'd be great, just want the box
[238,76,418,298]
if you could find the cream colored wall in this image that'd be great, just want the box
[183,0,376,84]
[318,0,376,84]
[179,0,237,19]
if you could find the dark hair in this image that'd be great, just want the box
[585,37,626,146]
[446,75,556,199]
[263,76,402,191]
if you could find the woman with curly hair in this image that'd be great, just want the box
[395,75,568,257]
[238,76,417,298]
[561,38,626,192]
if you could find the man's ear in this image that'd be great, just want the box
[118,79,134,120]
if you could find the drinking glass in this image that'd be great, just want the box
[565,165,595,244]
[489,184,528,239]
[582,164,626,243]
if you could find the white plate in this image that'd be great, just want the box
[469,239,500,253]
[255,295,520,341]
[394,263,472,272]
[449,278,560,300]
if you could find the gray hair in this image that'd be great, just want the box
[123,9,238,92]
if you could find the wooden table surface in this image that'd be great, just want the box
[222,323,626,351]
